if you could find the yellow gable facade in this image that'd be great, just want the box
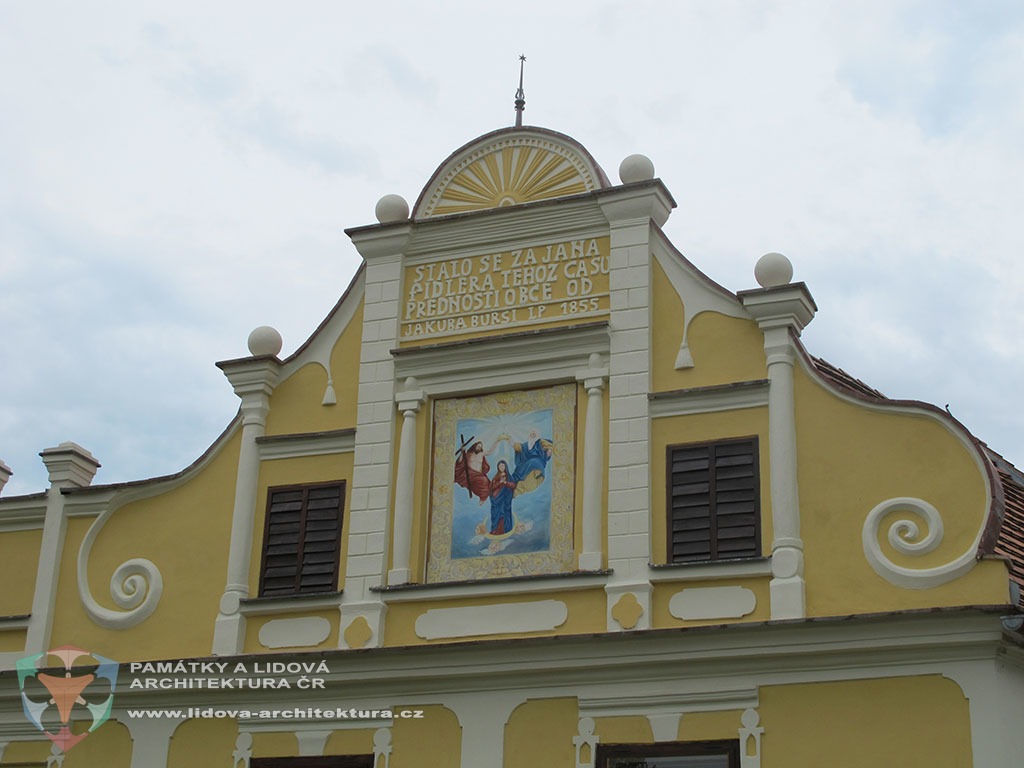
[1,125,1023,768]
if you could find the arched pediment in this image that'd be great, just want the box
[413,127,609,219]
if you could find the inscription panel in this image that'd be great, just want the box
[401,236,610,343]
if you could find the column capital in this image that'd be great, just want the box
[396,389,425,414]
[597,181,675,228]
[39,442,100,489]
[737,282,817,336]
[216,355,281,401]
[345,221,412,261]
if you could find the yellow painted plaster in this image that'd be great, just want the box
[593,715,653,744]
[505,698,578,768]
[678,709,747,741]
[0,529,42,615]
[324,727,375,756]
[252,731,298,756]
[0,739,50,764]
[760,676,971,766]
[62,720,132,767]
[795,365,1008,615]
[168,717,238,768]
[264,300,363,436]
[243,609,339,654]
[650,408,772,565]
[651,259,766,393]
[382,588,606,646]
[392,705,461,768]
[0,630,25,652]
[249,452,355,598]
[48,429,241,661]
[651,578,771,629]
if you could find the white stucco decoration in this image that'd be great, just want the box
[375,193,410,223]
[247,325,283,357]
[619,153,655,184]
[78,508,163,629]
[652,246,750,370]
[753,252,793,288]
[258,617,331,649]
[414,599,568,640]
[233,732,253,768]
[669,586,757,620]
[739,708,763,768]
[862,497,979,588]
[574,717,598,768]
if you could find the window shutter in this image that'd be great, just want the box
[668,439,759,563]
[260,482,345,597]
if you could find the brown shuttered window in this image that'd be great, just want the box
[259,482,345,597]
[668,437,760,563]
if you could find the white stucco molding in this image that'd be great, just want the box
[0,494,47,533]
[239,591,343,616]
[414,599,569,640]
[56,426,244,635]
[792,346,995,592]
[278,268,366,408]
[648,379,769,418]
[578,688,759,719]
[648,558,773,583]
[375,571,609,603]
[862,497,980,588]
[392,321,610,396]
[652,235,752,369]
[256,429,355,461]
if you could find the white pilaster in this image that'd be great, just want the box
[123,714,185,768]
[212,356,280,655]
[341,221,411,646]
[388,379,424,585]
[598,184,672,630]
[739,283,816,620]
[25,442,100,653]
[577,355,608,571]
[445,692,524,768]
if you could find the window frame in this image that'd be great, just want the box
[596,739,740,767]
[665,436,761,565]
[257,480,346,598]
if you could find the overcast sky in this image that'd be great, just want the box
[1,1,1022,496]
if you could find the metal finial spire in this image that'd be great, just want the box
[514,54,526,128]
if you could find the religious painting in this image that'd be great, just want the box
[427,384,576,582]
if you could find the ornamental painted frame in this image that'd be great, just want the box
[427,384,577,583]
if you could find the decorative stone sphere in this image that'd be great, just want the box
[375,193,410,223]
[619,154,655,184]
[754,252,794,288]
[247,325,283,357]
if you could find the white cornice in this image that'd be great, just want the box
[403,199,610,260]
[0,496,46,532]
[0,615,29,631]
[648,380,769,418]
[578,687,759,718]
[257,430,355,461]
[392,323,610,397]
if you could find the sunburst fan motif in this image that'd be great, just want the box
[429,145,591,216]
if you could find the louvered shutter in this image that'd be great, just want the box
[668,439,760,563]
[259,482,345,597]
